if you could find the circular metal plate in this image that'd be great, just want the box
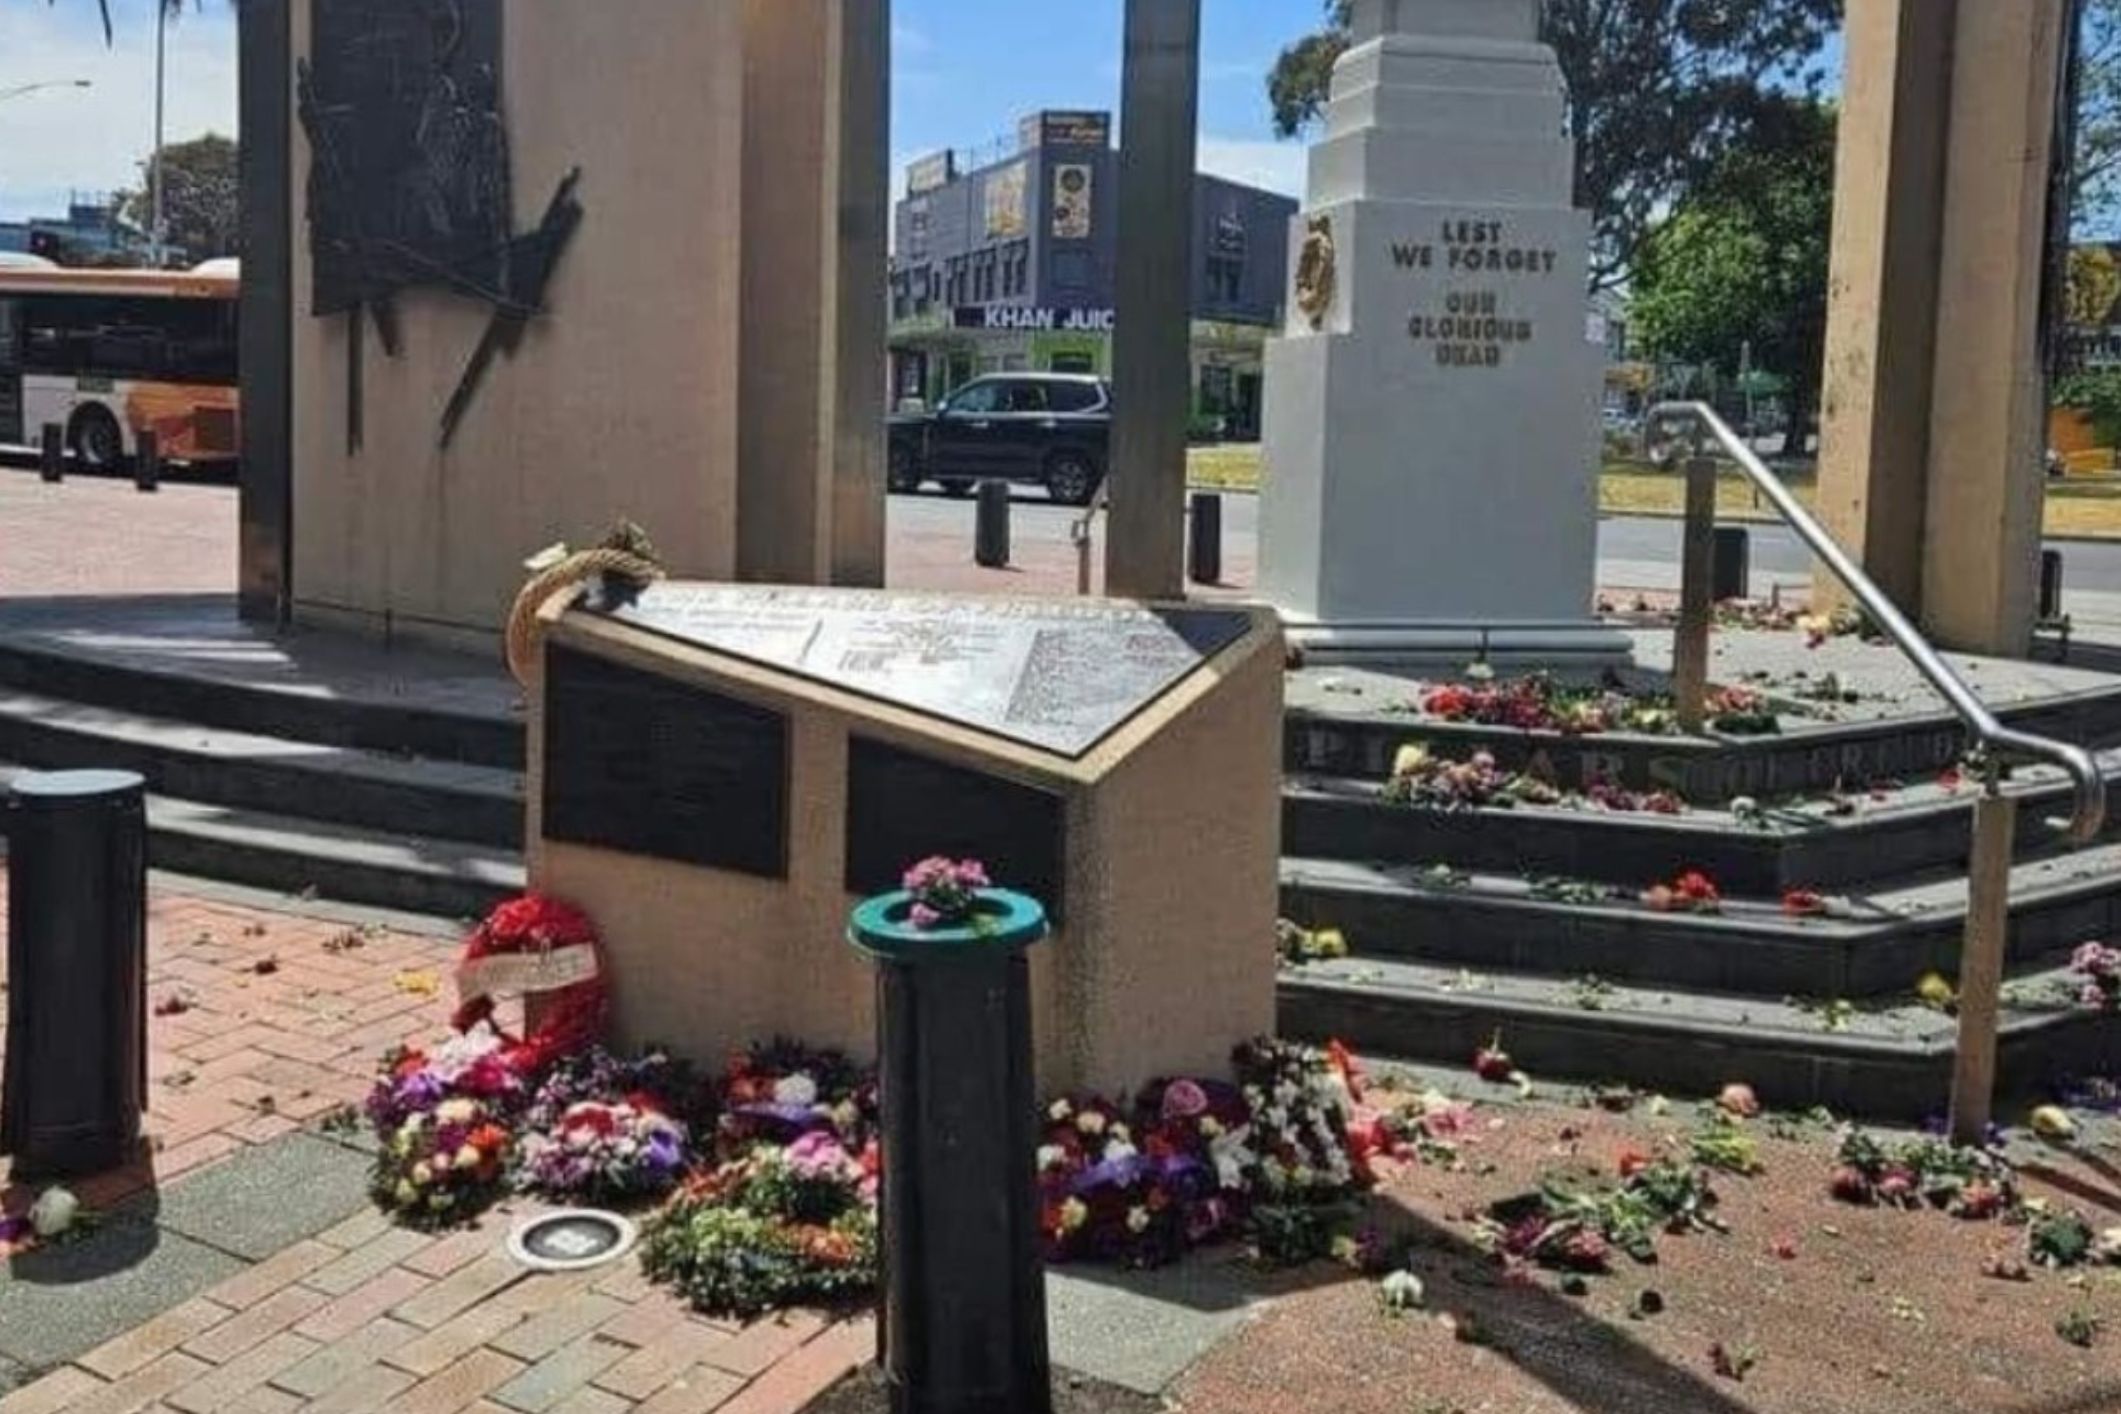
[505,1210,637,1273]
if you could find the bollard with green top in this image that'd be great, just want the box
[848,861,1052,1414]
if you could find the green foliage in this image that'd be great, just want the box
[2054,365,2121,443]
[1265,0,1841,288]
[116,133,239,263]
[1630,100,1836,433]
[639,1154,878,1320]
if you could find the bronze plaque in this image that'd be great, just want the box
[542,646,788,877]
[845,738,1065,920]
[602,583,1249,759]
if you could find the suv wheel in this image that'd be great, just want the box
[1045,450,1100,507]
[887,444,920,495]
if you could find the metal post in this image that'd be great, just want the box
[1,770,149,1178]
[149,0,168,267]
[1673,455,1718,733]
[1189,492,1223,585]
[1950,786,2017,1145]
[850,892,1052,1414]
[2039,548,2065,621]
[1106,0,1201,601]
[39,423,63,483]
[134,429,160,493]
[975,480,1011,569]
[1712,526,1750,602]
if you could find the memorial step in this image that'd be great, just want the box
[0,764,523,920]
[1283,749,2121,894]
[1276,954,2121,1121]
[0,628,523,771]
[1280,837,2121,1000]
[0,687,523,849]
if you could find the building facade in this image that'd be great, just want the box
[0,197,158,266]
[888,111,1295,440]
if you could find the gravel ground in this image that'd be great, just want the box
[1173,1094,2121,1414]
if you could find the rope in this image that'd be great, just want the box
[504,526,664,686]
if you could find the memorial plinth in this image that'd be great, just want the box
[1258,0,1623,661]
[527,583,1282,1096]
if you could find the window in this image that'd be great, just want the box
[1003,381,1048,413]
[945,380,1002,414]
[1206,254,1244,305]
[1051,248,1092,291]
[1047,378,1102,409]
[19,294,237,384]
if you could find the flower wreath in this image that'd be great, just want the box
[452,893,609,1076]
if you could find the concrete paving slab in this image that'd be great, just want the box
[0,1213,245,1368]
[1045,1257,1267,1396]
[153,1134,374,1262]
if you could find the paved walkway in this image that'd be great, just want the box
[0,870,869,1414]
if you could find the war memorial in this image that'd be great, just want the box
[1,1,2120,1411]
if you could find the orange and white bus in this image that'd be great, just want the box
[0,262,239,470]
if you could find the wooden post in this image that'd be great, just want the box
[1673,455,1718,734]
[1949,787,2017,1145]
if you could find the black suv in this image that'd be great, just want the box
[887,373,1111,506]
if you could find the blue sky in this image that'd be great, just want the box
[1,2,1842,223]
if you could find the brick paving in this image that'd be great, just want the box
[0,868,871,1413]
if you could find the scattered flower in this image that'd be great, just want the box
[28,1187,78,1239]
[1473,1037,1514,1084]
[1716,1084,1761,1120]
[2029,1105,2078,1144]
[1379,1269,1425,1314]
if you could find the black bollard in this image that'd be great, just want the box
[39,423,63,483]
[1711,526,1750,602]
[0,770,149,1178]
[2041,549,2065,621]
[975,480,1012,569]
[850,890,1052,1414]
[1189,492,1223,585]
[135,428,161,493]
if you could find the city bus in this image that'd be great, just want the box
[0,262,239,470]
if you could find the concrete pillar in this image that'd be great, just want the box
[1814,0,1955,620]
[738,0,890,588]
[236,0,292,625]
[1106,0,1201,602]
[1921,0,2067,654]
[1816,0,2067,655]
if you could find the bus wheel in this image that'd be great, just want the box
[68,406,125,471]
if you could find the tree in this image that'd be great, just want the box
[117,133,239,261]
[1266,0,1841,290]
[2074,0,2121,236]
[1629,100,1836,439]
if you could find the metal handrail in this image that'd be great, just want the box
[1646,400,2107,843]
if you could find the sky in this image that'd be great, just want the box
[0,1,1846,224]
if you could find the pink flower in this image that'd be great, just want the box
[1160,1080,1210,1121]
[957,860,991,888]
[910,903,942,930]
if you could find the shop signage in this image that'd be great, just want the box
[907,150,956,196]
[985,162,1028,239]
[954,306,1116,333]
[1021,110,1112,150]
[1052,164,1094,240]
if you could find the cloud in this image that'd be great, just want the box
[1196,135,1306,199]
[0,4,238,221]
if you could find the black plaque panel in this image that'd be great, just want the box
[543,646,788,878]
[846,738,1066,922]
[606,584,1252,759]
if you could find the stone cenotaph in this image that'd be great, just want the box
[1258,0,1617,659]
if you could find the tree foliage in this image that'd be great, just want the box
[1629,100,1835,433]
[1266,0,1841,289]
[2075,0,2121,237]
[117,133,239,261]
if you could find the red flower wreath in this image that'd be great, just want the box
[452,893,609,1076]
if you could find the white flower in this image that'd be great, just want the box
[1199,1117,1224,1139]
[1048,1099,1074,1122]
[1380,1270,1426,1314]
[1110,1123,1131,1143]
[1125,1206,1151,1234]
[29,1187,78,1239]
[435,1099,478,1126]
[1102,1139,1139,1164]
[1076,1110,1107,1137]
[1037,1144,1067,1171]
[773,1074,819,1108]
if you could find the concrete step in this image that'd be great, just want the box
[0,765,523,920]
[1280,838,2121,999]
[0,688,523,849]
[1282,749,2121,894]
[1285,665,2121,806]
[1276,954,2121,1121]
[0,631,523,770]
